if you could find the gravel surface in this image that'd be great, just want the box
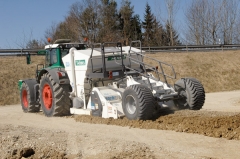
[0,91,240,158]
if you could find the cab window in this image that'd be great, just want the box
[45,49,58,67]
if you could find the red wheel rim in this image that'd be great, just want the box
[42,84,53,110]
[22,90,28,108]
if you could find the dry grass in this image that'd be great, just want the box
[0,50,240,105]
[0,56,44,105]
[145,50,240,93]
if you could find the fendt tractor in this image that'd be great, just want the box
[19,39,205,120]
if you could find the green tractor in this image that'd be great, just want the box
[19,39,87,116]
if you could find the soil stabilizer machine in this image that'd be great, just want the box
[19,40,205,120]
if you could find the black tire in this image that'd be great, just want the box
[174,78,205,110]
[20,82,40,112]
[39,72,71,117]
[122,84,155,120]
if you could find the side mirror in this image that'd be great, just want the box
[26,53,31,64]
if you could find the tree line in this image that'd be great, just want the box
[43,0,180,47]
[26,0,240,49]
[185,0,240,45]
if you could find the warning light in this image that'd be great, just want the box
[47,38,51,43]
[84,37,88,42]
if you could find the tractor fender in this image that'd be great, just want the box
[174,78,187,92]
[37,68,70,85]
[21,79,39,104]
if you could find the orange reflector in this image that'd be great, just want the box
[156,66,159,70]
[109,71,113,79]
[57,72,62,77]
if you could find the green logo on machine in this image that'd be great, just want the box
[107,55,126,61]
[75,60,85,66]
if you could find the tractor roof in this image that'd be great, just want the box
[45,39,87,49]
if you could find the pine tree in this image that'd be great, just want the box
[98,0,119,42]
[119,0,134,45]
[152,18,166,46]
[142,3,155,46]
[130,15,142,41]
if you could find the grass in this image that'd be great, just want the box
[0,56,44,105]
[0,50,240,105]
[145,50,240,93]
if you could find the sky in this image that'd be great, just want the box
[0,0,188,49]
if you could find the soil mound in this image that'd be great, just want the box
[75,110,240,140]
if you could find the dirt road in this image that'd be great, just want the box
[1,91,240,158]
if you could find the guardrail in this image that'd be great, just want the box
[138,44,240,53]
[1,44,240,56]
[0,49,40,56]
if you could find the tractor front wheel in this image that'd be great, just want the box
[39,73,71,117]
[122,84,155,120]
[20,82,40,112]
[174,78,205,110]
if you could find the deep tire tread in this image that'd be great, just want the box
[40,73,71,117]
[175,78,205,110]
[124,84,155,120]
[21,83,40,113]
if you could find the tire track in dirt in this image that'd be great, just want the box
[75,109,240,140]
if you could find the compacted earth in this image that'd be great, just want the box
[0,91,240,159]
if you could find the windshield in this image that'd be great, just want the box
[45,49,58,67]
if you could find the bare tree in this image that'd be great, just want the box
[15,30,34,48]
[220,0,239,44]
[185,0,207,45]
[26,39,44,49]
[206,0,223,44]
[44,22,58,43]
[185,0,222,45]
[185,0,240,45]
[69,0,101,44]
[165,0,179,45]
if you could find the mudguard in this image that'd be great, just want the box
[37,68,70,85]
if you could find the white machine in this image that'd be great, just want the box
[62,41,205,120]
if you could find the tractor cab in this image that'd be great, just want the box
[44,39,87,68]
[34,39,87,81]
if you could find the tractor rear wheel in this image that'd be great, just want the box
[122,84,155,120]
[20,82,40,112]
[39,73,71,117]
[174,78,205,110]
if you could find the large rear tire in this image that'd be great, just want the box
[20,82,40,112]
[39,73,71,117]
[174,78,205,110]
[122,84,155,120]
